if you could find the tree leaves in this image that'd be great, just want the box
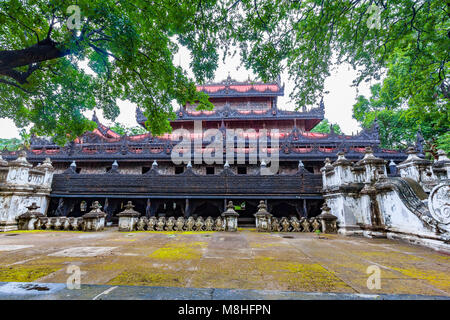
[311,119,343,135]
[0,0,448,149]
[0,0,217,144]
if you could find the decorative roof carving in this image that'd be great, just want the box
[196,79,284,98]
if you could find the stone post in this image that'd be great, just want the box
[221,201,239,232]
[397,147,435,192]
[17,202,45,230]
[117,201,141,232]
[317,203,338,233]
[357,146,387,184]
[388,160,398,175]
[254,200,272,232]
[357,147,386,236]
[321,151,363,236]
[332,151,355,185]
[432,150,450,182]
[82,201,107,231]
[320,158,335,191]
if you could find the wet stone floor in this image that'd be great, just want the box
[0,228,448,297]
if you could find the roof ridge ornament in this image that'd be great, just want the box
[107,160,119,174]
[371,118,380,140]
[415,129,425,156]
[330,124,335,136]
[92,110,99,123]
[260,159,267,168]
[319,97,325,112]
[64,161,78,174]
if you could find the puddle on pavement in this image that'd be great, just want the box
[20,284,50,291]
[0,282,66,295]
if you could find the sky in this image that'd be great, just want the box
[0,45,375,139]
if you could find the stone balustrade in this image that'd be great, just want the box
[17,201,106,232]
[269,216,325,233]
[114,200,335,233]
[120,215,225,232]
[321,147,450,252]
[397,147,450,192]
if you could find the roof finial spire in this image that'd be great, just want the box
[319,97,325,111]
[92,110,99,123]
[416,128,425,156]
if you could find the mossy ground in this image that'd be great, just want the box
[149,241,207,260]
[0,229,448,296]
[0,266,60,282]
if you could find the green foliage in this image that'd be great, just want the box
[311,119,342,135]
[228,0,449,112]
[0,137,23,151]
[110,123,147,136]
[1,1,448,147]
[436,132,450,154]
[353,83,449,155]
[0,0,215,145]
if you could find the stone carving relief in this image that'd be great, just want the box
[428,182,450,225]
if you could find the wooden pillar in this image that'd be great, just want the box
[295,201,303,218]
[303,199,308,218]
[145,199,151,217]
[104,198,111,221]
[185,198,191,217]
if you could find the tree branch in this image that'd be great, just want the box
[0,38,69,73]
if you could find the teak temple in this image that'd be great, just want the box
[1,77,409,227]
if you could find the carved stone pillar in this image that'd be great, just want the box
[221,201,239,232]
[317,203,338,233]
[397,147,435,192]
[82,201,107,231]
[117,201,141,232]
[432,150,450,182]
[357,147,387,184]
[17,202,45,230]
[0,152,54,232]
[254,200,272,232]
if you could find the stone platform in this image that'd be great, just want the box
[0,228,448,298]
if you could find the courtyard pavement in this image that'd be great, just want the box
[0,228,449,299]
